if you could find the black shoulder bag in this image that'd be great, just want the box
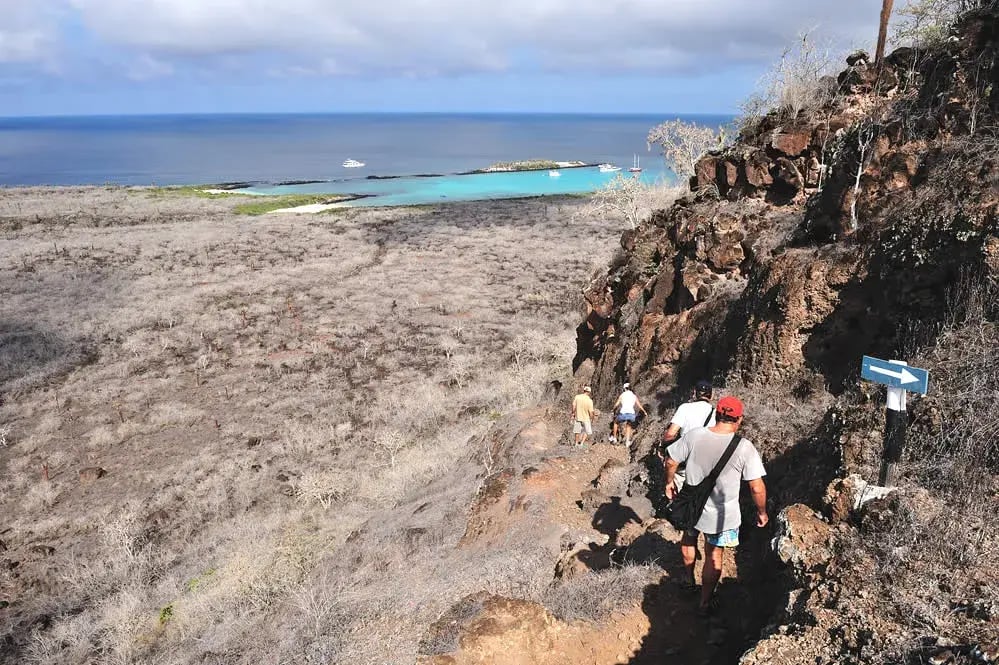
[664,434,741,531]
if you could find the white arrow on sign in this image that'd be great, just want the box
[867,364,919,384]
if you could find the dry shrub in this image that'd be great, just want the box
[87,424,116,449]
[739,29,841,132]
[282,419,337,459]
[25,613,96,665]
[296,468,354,508]
[35,413,62,435]
[646,120,723,181]
[63,508,158,603]
[586,174,685,228]
[543,562,661,622]
[893,0,984,48]
[148,401,204,428]
[22,480,60,512]
[170,518,312,641]
[906,274,999,485]
[96,587,150,665]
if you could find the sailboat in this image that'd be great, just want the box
[629,154,642,173]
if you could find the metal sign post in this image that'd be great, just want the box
[861,356,930,485]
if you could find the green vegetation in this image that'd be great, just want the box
[232,195,345,216]
[186,568,216,593]
[145,185,245,199]
[482,160,562,172]
[144,186,350,214]
[158,604,174,625]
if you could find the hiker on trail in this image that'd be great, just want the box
[661,380,716,449]
[664,396,767,616]
[571,386,595,446]
[610,382,648,448]
[655,381,715,498]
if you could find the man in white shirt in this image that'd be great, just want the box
[661,380,715,449]
[664,396,768,615]
[610,382,648,448]
[655,380,715,497]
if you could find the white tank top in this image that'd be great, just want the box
[619,390,638,414]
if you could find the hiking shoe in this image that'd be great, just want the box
[608,436,617,444]
[697,597,719,619]
[625,439,632,448]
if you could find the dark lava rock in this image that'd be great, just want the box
[78,467,107,483]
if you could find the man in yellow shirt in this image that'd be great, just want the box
[571,386,595,446]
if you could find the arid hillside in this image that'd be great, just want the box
[0,191,627,664]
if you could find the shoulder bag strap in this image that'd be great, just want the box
[704,434,742,486]
[702,405,714,427]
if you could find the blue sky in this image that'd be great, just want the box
[0,1,886,116]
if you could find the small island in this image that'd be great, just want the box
[465,159,591,174]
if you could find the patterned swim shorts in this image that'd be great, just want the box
[704,528,740,548]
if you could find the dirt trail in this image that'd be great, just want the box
[426,409,771,665]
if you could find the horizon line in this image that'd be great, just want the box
[0,109,738,121]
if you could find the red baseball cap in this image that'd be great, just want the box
[717,396,744,418]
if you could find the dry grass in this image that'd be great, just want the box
[831,275,999,660]
[544,562,662,623]
[0,187,623,664]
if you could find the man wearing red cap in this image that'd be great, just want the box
[664,396,768,615]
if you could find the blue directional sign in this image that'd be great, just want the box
[861,356,930,395]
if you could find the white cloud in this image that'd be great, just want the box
[126,54,175,81]
[0,1,63,66]
[10,0,884,79]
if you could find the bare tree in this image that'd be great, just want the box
[876,0,896,67]
[849,122,877,233]
[646,120,722,180]
[584,174,683,229]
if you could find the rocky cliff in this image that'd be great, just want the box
[571,3,999,663]
[429,4,998,665]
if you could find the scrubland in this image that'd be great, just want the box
[0,187,623,664]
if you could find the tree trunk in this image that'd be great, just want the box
[875,0,895,67]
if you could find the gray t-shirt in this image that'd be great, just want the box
[667,429,766,534]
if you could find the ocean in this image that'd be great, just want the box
[0,113,733,206]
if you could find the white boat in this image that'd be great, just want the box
[548,169,562,177]
[342,159,365,168]
[598,163,621,173]
[629,155,642,173]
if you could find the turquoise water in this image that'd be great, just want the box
[243,163,673,207]
[0,112,729,204]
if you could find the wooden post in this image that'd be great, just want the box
[879,360,907,485]
[875,0,895,68]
